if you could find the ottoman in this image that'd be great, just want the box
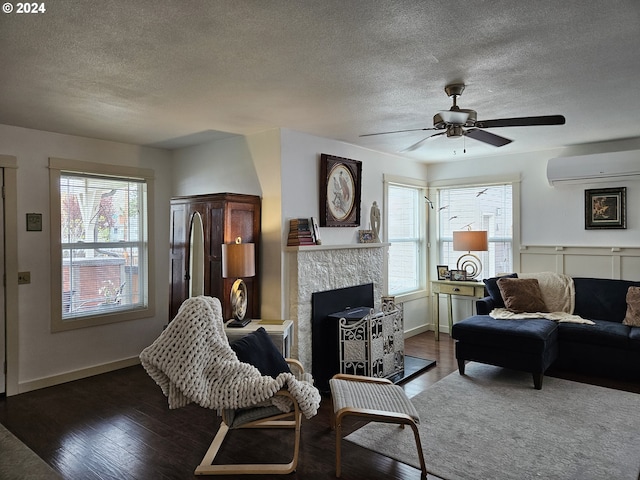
[451,315,559,389]
[329,374,427,479]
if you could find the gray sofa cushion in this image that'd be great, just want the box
[557,319,631,349]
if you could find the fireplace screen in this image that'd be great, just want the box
[338,300,404,379]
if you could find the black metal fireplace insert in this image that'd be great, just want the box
[311,283,374,392]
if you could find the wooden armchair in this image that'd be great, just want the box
[195,359,310,476]
[140,297,319,476]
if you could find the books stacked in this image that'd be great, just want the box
[287,217,321,246]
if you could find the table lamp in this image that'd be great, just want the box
[222,237,255,327]
[452,230,488,280]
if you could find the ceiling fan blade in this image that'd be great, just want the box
[401,132,446,152]
[359,127,438,137]
[475,115,565,128]
[465,128,512,147]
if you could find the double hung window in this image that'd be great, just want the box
[385,177,427,296]
[50,158,155,331]
[437,183,514,278]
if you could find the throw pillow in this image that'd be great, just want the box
[497,277,548,313]
[230,327,291,378]
[483,273,518,308]
[623,286,640,327]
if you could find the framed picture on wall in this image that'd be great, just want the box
[319,153,362,227]
[585,187,626,230]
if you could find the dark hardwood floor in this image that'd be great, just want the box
[1,331,638,480]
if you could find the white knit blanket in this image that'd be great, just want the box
[139,296,320,419]
[519,272,575,313]
[490,272,594,324]
[489,308,595,324]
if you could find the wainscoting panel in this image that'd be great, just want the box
[622,256,640,280]
[520,253,557,273]
[519,245,640,280]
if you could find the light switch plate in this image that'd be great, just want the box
[18,271,31,284]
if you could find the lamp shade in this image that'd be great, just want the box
[438,109,469,125]
[221,241,255,278]
[453,230,488,252]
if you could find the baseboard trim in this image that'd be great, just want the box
[17,356,141,395]
[404,324,431,338]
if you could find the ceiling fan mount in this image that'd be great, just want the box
[360,83,566,152]
[443,83,465,98]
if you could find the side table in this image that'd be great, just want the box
[431,280,485,341]
[224,320,294,357]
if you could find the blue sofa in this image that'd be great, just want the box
[451,276,640,388]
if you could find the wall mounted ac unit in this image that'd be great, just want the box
[547,150,640,186]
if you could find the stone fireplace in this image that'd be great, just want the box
[287,243,388,369]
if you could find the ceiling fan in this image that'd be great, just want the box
[360,84,566,152]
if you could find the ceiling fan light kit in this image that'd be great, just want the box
[361,83,565,151]
[435,110,472,127]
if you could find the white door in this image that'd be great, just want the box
[0,169,5,394]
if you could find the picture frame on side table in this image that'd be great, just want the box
[437,265,449,280]
[450,269,467,281]
[585,187,626,230]
[319,153,362,227]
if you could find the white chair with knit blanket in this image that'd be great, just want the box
[140,296,320,475]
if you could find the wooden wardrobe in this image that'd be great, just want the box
[169,193,261,322]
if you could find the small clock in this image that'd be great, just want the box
[26,213,42,231]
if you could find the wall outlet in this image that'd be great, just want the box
[18,271,31,284]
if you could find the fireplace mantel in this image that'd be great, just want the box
[285,242,390,252]
[287,243,389,369]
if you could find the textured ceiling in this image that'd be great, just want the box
[1,0,639,162]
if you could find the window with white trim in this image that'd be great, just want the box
[437,183,513,279]
[50,158,155,331]
[386,180,426,296]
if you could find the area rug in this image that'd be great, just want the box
[345,363,640,480]
[0,423,62,479]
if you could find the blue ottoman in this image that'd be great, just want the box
[451,315,559,389]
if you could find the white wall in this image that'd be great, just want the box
[0,123,172,393]
[427,140,640,248]
[171,134,263,197]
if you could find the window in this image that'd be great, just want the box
[50,158,155,331]
[385,177,426,296]
[437,183,514,279]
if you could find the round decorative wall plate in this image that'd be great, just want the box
[319,154,362,227]
[327,163,355,221]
